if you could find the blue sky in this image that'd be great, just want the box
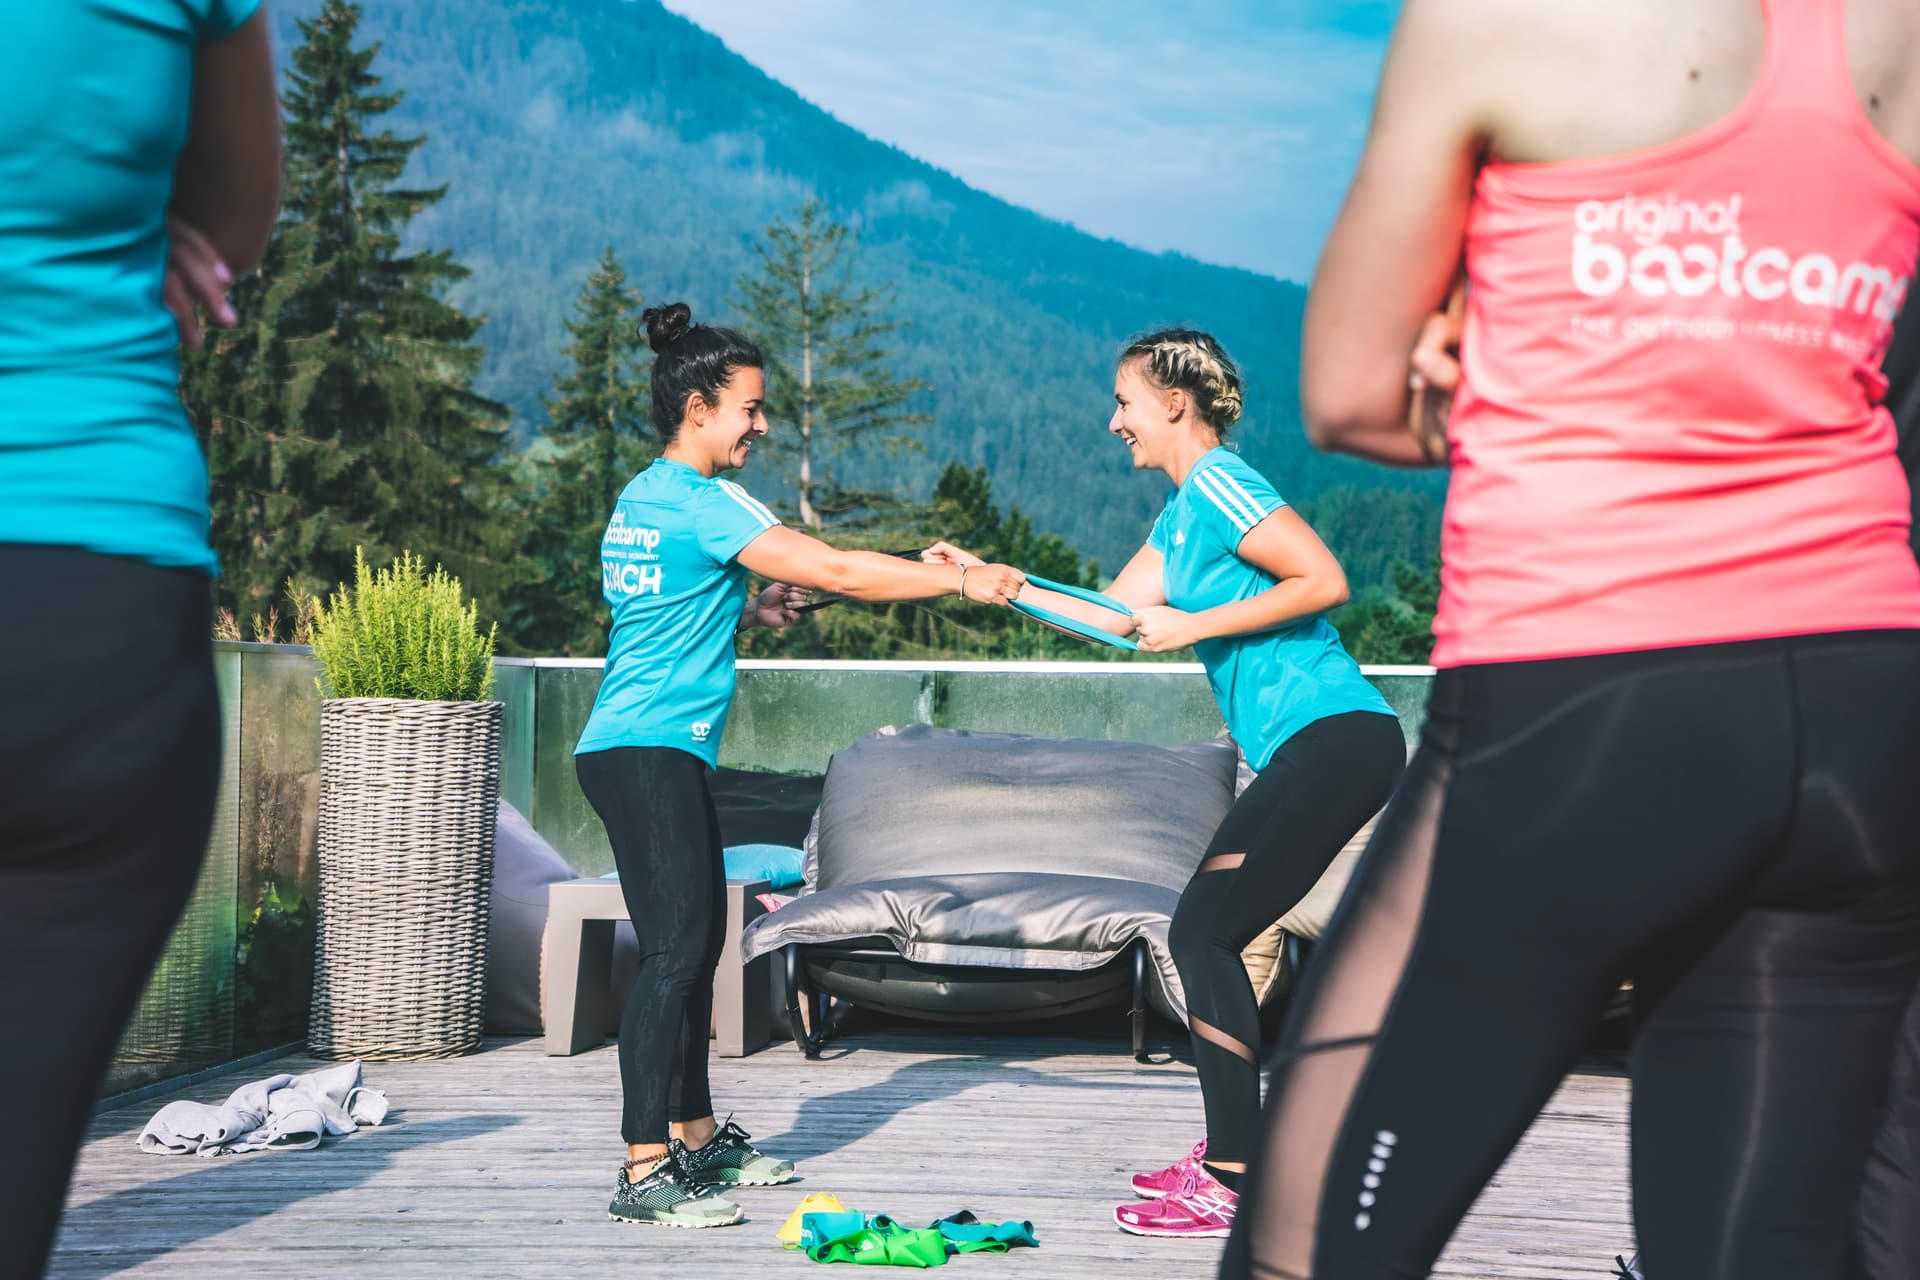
[658,1,1400,284]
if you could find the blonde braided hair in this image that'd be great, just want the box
[1118,329,1244,434]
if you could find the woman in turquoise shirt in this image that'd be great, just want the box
[576,302,1026,1229]
[0,3,280,1275]
[930,329,1403,1240]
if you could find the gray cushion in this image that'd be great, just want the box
[744,725,1238,1020]
[752,873,1179,970]
[806,724,1236,892]
[488,800,576,1035]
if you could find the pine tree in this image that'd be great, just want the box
[1330,557,1440,665]
[738,199,928,530]
[740,462,1103,661]
[184,0,512,626]
[501,247,653,656]
[185,221,329,622]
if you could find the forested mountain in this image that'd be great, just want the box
[265,0,1440,577]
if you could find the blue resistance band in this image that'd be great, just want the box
[1011,575,1139,651]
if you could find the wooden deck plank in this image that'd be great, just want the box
[51,1028,1632,1279]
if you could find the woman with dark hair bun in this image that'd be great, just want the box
[927,327,1403,1242]
[573,301,1027,1228]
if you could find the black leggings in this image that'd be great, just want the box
[1222,631,1920,1280]
[1855,982,1920,1279]
[1171,711,1405,1167]
[0,546,220,1280]
[575,746,726,1146]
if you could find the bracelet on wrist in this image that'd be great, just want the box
[957,565,970,602]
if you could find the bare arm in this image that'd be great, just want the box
[1301,0,1487,466]
[922,540,1162,636]
[1103,543,1169,613]
[1131,510,1349,653]
[171,8,282,274]
[1024,542,1166,636]
[737,527,1025,605]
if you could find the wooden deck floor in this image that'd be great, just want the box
[53,1024,1633,1279]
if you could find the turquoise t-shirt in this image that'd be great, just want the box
[575,460,782,765]
[1149,448,1393,770]
[0,0,261,574]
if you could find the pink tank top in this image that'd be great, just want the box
[1433,0,1920,667]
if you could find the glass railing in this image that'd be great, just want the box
[104,645,1433,1094]
[534,660,1431,873]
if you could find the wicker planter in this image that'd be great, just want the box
[309,697,502,1060]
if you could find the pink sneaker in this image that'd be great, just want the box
[1129,1138,1207,1198]
[1114,1161,1237,1238]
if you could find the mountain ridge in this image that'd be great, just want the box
[266,0,1439,573]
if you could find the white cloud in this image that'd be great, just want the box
[520,93,560,133]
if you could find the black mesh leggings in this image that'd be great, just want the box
[1171,711,1405,1167]
[575,747,727,1146]
[1221,631,1920,1280]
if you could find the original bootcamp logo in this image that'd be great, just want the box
[603,510,663,551]
[606,510,668,594]
[1570,193,1907,321]
[603,512,664,597]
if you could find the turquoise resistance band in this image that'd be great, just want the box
[796,554,1139,651]
[1010,575,1139,651]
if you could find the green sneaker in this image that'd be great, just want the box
[608,1154,745,1228]
[672,1119,798,1187]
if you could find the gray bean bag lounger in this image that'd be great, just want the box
[739,724,1237,1057]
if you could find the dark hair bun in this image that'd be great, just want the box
[642,302,693,353]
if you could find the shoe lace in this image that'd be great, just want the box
[1173,1162,1202,1199]
[660,1153,730,1201]
[1613,1254,1643,1280]
[1172,1161,1237,1211]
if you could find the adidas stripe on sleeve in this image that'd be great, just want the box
[1192,459,1283,541]
[700,478,782,563]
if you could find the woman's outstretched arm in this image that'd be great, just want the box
[738,526,1026,605]
[923,540,1163,636]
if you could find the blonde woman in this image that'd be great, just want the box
[931,328,1403,1239]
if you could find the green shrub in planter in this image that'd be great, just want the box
[307,549,504,1060]
[310,549,498,702]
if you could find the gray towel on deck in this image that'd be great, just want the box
[138,1061,388,1157]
